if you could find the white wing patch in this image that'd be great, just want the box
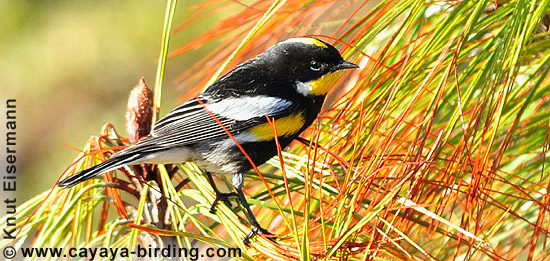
[205,96,292,121]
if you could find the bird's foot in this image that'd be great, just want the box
[243,226,276,245]
[209,192,238,214]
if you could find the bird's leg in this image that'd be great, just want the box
[232,173,273,244]
[206,172,237,214]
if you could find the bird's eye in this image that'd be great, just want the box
[310,60,322,71]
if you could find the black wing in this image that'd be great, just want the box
[120,95,293,154]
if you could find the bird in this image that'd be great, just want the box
[58,37,358,243]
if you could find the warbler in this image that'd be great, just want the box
[58,37,358,242]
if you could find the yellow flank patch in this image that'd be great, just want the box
[285,37,327,48]
[310,71,341,95]
[249,112,305,140]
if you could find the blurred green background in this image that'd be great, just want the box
[0,0,216,202]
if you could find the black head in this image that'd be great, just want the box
[259,37,358,96]
[204,37,358,98]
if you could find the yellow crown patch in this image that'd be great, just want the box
[284,37,327,48]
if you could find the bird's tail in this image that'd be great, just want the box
[58,153,142,188]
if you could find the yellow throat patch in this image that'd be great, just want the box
[296,71,341,96]
[311,71,340,95]
[249,112,305,140]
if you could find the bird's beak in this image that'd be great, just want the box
[335,60,359,70]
